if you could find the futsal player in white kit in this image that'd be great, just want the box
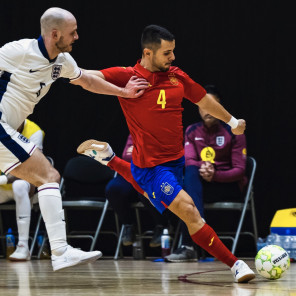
[0,7,148,271]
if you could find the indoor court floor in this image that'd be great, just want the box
[0,258,295,295]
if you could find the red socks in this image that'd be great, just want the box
[191,223,237,267]
[108,156,145,195]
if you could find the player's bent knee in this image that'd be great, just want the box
[12,179,30,194]
[181,203,198,223]
[39,167,60,186]
[47,167,61,184]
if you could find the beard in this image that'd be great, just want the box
[158,65,170,72]
[152,57,171,72]
[56,36,72,53]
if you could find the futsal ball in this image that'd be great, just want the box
[255,244,290,280]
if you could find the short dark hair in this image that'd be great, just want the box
[141,24,175,52]
[204,84,222,100]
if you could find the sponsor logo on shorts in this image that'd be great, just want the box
[17,134,30,143]
[161,182,174,195]
[52,65,62,80]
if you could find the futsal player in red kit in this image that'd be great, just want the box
[77,25,255,283]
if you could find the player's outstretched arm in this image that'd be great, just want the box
[196,94,246,135]
[71,70,148,98]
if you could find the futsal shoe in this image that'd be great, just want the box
[9,244,31,261]
[77,140,115,166]
[231,260,255,283]
[122,224,136,246]
[164,246,197,262]
[51,245,102,271]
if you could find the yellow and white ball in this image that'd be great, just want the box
[255,244,290,280]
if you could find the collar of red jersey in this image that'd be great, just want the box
[134,59,174,81]
[134,59,154,79]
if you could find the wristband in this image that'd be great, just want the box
[0,175,8,185]
[227,116,239,129]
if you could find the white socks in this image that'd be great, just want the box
[38,183,67,255]
[12,180,31,249]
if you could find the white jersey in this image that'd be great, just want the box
[0,36,82,129]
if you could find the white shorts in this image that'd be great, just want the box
[0,121,37,174]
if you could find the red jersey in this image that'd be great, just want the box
[101,60,206,168]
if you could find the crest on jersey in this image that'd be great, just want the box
[168,73,179,85]
[161,182,174,195]
[17,134,30,143]
[216,136,225,146]
[51,65,62,80]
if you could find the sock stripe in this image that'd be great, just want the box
[38,186,59,192]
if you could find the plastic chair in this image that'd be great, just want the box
[203,156,258,254]
[114,201,154,260]
[59,155,119,251]
[172,156,258,256]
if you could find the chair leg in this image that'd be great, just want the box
[135,207,145,256]
[0,211,5,256]
[171,220,181,251]
[114,225,125,260]
[37,236,48,259]
[90,200,109,251]
[250,193,258,249]
[114,212,123,258]
[30,212,42,256]
[231,198,250,254]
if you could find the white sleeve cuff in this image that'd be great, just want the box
[227,116,239,129]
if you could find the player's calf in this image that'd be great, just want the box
[77,140,115,165]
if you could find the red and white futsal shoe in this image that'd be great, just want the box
[231,260,255,283]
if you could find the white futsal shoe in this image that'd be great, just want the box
[231,260,255,283]
[9,244,31,261]
[51,245,102,271]
[77,140,115,166]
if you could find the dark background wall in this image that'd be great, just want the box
[1,0,295,240]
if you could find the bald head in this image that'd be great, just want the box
[40,7,76,36]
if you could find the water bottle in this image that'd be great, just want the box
[290,236,296,261]
[257,237,267,251]
[6,228,15,258]
[133,238,144,260]
[274,233,282,247]
[161,228,171,258]
[266,233,276,245]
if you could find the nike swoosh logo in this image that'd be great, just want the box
[195,137,204,141]
[29,69,39,73]
[209,236,214,246]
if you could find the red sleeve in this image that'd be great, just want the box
[100,66,133,88]
[175,68,206,104]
